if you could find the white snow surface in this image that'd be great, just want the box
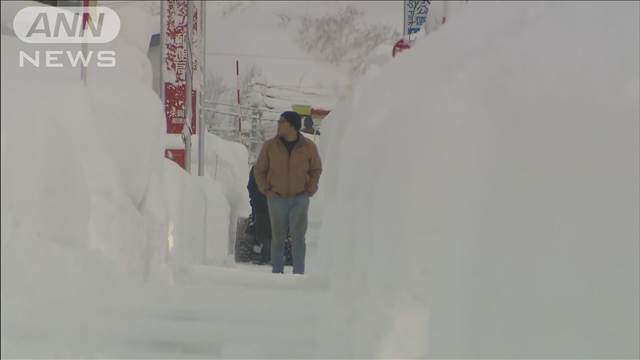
[1,1,248,356]
[313,1,640,357]
[2,1,639,359]
[165,132,251,219]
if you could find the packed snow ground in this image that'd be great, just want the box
[2,1,639,358]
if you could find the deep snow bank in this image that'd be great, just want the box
[1,2,244,355]
[316,2,639,357]
[0,1,244,279]
[166,132,251,219]
[0,31,167,275]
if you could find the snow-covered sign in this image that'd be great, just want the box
[404,0,430,35]
[162,0,204,134]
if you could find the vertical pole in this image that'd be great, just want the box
[403,0,407,36]
[442,0,448,25]
[250,106,258,163]
[160,0,165,105]
[236,59,242,136]
[81,0,89,85]
[183,0,193,174]
[198,0,205,177]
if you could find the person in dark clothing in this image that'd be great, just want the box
[247,165,271,264]
[301,116,320,136]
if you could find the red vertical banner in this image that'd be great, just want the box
[165,148,186,169]
[162,0,202,135]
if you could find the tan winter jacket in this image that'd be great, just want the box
[254,134,322,197]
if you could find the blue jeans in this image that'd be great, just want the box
[267,193,309,274]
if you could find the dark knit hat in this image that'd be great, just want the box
[281,111,301,131]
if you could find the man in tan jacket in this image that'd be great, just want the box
[255,111,322,274]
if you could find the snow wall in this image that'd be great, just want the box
[0,0,247,326]
[313,1,639,358]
